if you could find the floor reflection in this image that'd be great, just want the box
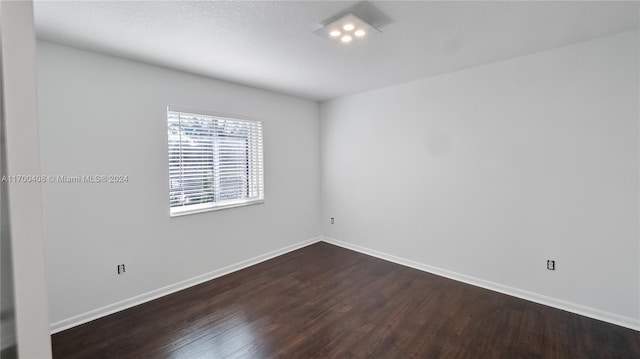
[177,308,259,358]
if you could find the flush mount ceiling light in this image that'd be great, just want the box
[314,13,381,45]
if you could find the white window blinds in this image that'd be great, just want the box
[167,109,264,216]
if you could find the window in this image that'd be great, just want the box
[167,108,264,216]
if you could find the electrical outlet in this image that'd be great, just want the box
[117,264,126,274]
[546,260,555,271]
[330,217,334,224]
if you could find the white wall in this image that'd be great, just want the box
[36,41,320,328]
[321,31,639,328]
[1,1,52,357]
[38,29,639,333]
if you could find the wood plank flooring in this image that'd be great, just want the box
[52,242,640,358]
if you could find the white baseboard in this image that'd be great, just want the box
[50,235,639,333]
[321,236,640,331]
[50,236,323,334]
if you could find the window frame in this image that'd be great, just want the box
[167,106,265,217]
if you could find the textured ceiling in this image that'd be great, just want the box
[34,1,639,101]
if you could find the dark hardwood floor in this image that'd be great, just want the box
[52,242,640,358]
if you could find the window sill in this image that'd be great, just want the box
[170,199,264,217]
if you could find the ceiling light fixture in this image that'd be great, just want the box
[314,13,380,45]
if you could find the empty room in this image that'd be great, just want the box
[0,0,639,358]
